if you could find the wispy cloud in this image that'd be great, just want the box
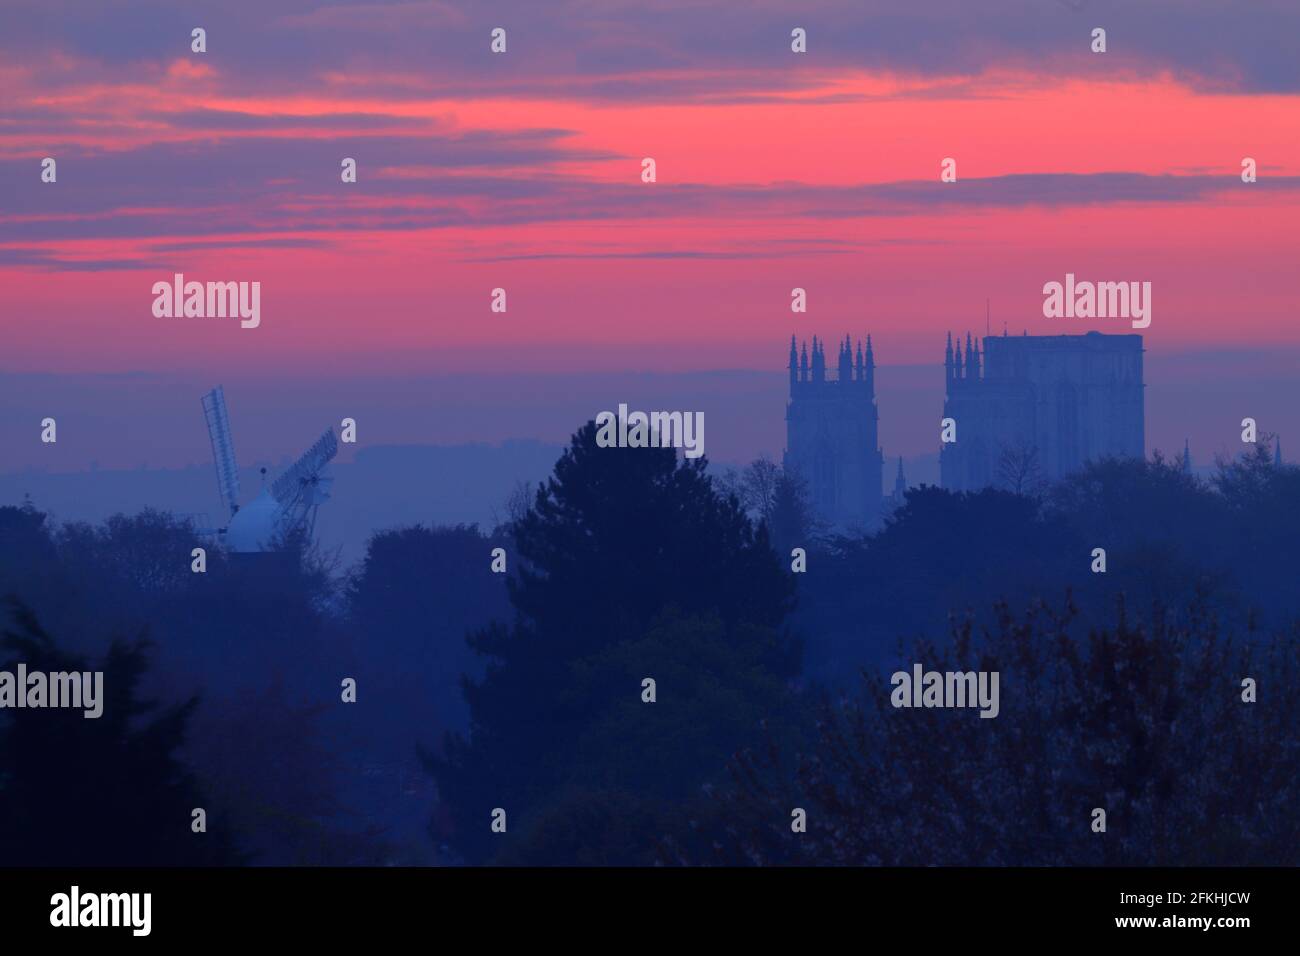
[4,0,1299,104]
[4,156,1295,265]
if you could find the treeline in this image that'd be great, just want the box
[725,441,1300,686]
[0,432,1296,865]
[0,500,511,864]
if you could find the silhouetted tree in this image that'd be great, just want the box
[1208,437,1300,627]
[0,499,56,566]
[995,437,1046,496]
[1211,433,1282,507]
[768,467,822,556]
[495,480,536,537]
[0,501,81,648]
[1044,454,1238,623]
[1,503,370,866]
[795,485,1079,682]
[718,458,822,557]
[1046,454,1220,555]
[428,420,798,864]
[0,603,240,866]
[183,679,386,865]
[673,593,1300,866]
[736,456,782,527]
[347,523,510,743]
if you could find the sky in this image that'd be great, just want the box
[1,0,1298,477]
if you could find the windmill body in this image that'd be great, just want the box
[200,386,338,553]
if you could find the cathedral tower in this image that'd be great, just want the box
[784,334,885,530]
[940,330,1144,490]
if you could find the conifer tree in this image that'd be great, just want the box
[0,602,240,866]
[428,420,797,863]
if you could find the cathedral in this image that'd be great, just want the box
[783,330,1146,529]
[940,330,1145,491]
[784,335,884,531]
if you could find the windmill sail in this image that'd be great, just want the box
[201,386,241,518]
[271,428,338,540]
[271,428,338,508]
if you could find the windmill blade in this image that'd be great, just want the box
[271,428,339,509]
[201,386,241,517]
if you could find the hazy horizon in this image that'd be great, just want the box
[4,342,1295,469]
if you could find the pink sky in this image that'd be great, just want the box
[1,1,1297,470]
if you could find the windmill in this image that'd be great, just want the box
[199,386,339,552]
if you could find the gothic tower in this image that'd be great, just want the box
[784,334,884,530]
[940,330,1144,491]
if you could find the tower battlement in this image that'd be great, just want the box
[788,334,876,395]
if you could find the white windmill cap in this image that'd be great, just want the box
[224,488,283,552]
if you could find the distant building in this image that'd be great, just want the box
[784,335,884,530]
[883,456,908,517]
[940,330,1144,491]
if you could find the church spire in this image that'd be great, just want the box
[1181,438,1192,474]
[865,334,875,395]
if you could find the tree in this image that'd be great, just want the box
[0,603,240,865]
[1046,454,1218,552]
[1211,433,1286,509]
[678,593,1300,866]
[498,480,536,536]
[0,500,76,644]
[768,466,823,556]
[1044,454,1237,623]
[995,437,1046,496]
[183,679,388,865]
[427,420,798,863]
[346,523,510,742]
[793,484,1077,682]
[1207,436,1300,626]
[0,498,56,566]
[736,456,782,528]
[716,458,823,557]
